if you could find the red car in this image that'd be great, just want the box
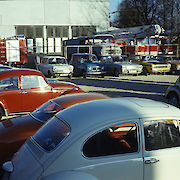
[0,93,109,170]
[0,68,84,119]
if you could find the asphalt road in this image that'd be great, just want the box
[58,74,179,103]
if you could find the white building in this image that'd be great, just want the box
[0,0,110,54]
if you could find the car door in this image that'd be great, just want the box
[0,76,22,113]
[143,118,180,180]
[20,75,53,112]
[39,58,50,76]
[79,121,144,180]
[70,57,82,76]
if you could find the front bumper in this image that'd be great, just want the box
[87,71,106,75]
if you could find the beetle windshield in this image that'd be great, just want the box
[32,117,70,151]
[31,101,63,123]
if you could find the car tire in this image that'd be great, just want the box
[48,71,53,78]
[142,67,148,76]
[0,107,4,120]
[114,69,120,77]
[167,93,179,107]
[68,73,72,79]
[83,71,87,78]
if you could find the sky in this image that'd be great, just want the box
[110,0,122,20]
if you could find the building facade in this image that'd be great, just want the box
[0,0,110,54]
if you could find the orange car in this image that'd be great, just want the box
[0,68,84,119]
[0,93,109,166]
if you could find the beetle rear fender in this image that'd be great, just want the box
[42,171,98,180]
[0,101,6,116]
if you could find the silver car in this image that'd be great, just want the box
[100,55,143,76]
[165,75,180,107]
[38,56,73,78]
[3,97,180,180]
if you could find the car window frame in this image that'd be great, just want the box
[21,75,49,89]
[143,118,180,151]
[0,76,19,91]
[82,121,140,158]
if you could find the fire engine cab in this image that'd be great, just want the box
[98,24,177,58]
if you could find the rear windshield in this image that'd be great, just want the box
[31,101,63,123]
[33,117,70,151]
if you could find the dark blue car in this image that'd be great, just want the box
[70,53,105,78]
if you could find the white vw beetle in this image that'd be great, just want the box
[3,97,180,180]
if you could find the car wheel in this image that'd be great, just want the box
[0,107,4,120]
[68,72,72,79]
[114,69,120,77]
[48,71,53,78]
[83,71,87,78]
[142,67,148,76]
[167,93,179,107]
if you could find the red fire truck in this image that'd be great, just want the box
[0,36,28,66]
[100,24,177,57]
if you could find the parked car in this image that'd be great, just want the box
[70,53,105,78]
[165,75,180,107]
[100,55,143,76]
[136,58,171,75]
[3,97,180,180]
[0,68,84,119]
[0,93,109,171]
[38,56,73,78]
[0,65,16,71]
[160,56,180,74]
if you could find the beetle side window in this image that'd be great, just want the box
[144,120,180,151]
[21,75,48,89]
[83,123,138,157]
[0,76,19,90]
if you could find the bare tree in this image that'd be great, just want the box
[113,0,180,36]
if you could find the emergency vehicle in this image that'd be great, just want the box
[99,24,177,57]
[0,36,28,66]
[63,34,122,61]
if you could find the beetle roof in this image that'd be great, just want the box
[56,97,180,133]
[0,68,46,80]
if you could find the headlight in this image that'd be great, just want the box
[121,66,127,70]
[88,66,92,70]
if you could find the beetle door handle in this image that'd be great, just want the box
[145,158,159,164]
[22,91,28,94]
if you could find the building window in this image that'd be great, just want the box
[16,26,43,39]
[47,26,54,38]
[35,26,43,38]
[26,26,34,38]
[16,26,25,36]
[72,26,96,37]
[62,26,68,37]
[55,27,63,37]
